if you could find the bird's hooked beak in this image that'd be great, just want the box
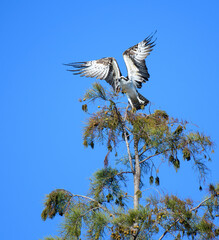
[120,76,128,81]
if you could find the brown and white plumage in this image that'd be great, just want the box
[123,34,155,89]
[66,57,121,92]
[66,33,156,110]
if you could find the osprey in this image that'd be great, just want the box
[66,34,156,110]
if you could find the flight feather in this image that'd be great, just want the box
[123,34,156,89]
[66,57,121,91]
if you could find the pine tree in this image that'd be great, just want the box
[41,83,219,240]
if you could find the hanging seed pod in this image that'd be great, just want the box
[183,148,191,161]
[169,155,175,163]
[149,176,154,185]
[82,104,88,112]
[174,158,180,169]
[90,141,94,149]
[155,176,160,186]
[83,139,88,147]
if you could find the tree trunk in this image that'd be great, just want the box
[133,137,141,210]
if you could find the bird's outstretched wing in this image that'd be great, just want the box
[123,34,156,89]
[65,57,121,91]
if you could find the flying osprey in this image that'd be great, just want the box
[66,34,156,110]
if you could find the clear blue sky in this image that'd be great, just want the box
[0,1,219,239]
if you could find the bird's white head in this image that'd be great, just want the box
[119,76,128,82]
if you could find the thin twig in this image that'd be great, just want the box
[139,151,168,164]
[116,171,133,176]
[72,194,112,216]
[141,187,162,200]
[139,146,154,157]
[159,196,212,240]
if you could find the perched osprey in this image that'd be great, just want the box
[66,34,156,110]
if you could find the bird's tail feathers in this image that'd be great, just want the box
[133,92,149,110]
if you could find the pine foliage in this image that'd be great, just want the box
[89,167,126,206]
[41,83,218,240]
[41,189,72,220]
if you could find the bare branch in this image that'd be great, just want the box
[190,195,212,212]
[133,137,141,209]
[116,171,133,176]
[159,219,180,240]
[139,146,154,157]
[139,150,168,164]
[113,103,134,173]
[72,194,112,216]
[123,105,135,173]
